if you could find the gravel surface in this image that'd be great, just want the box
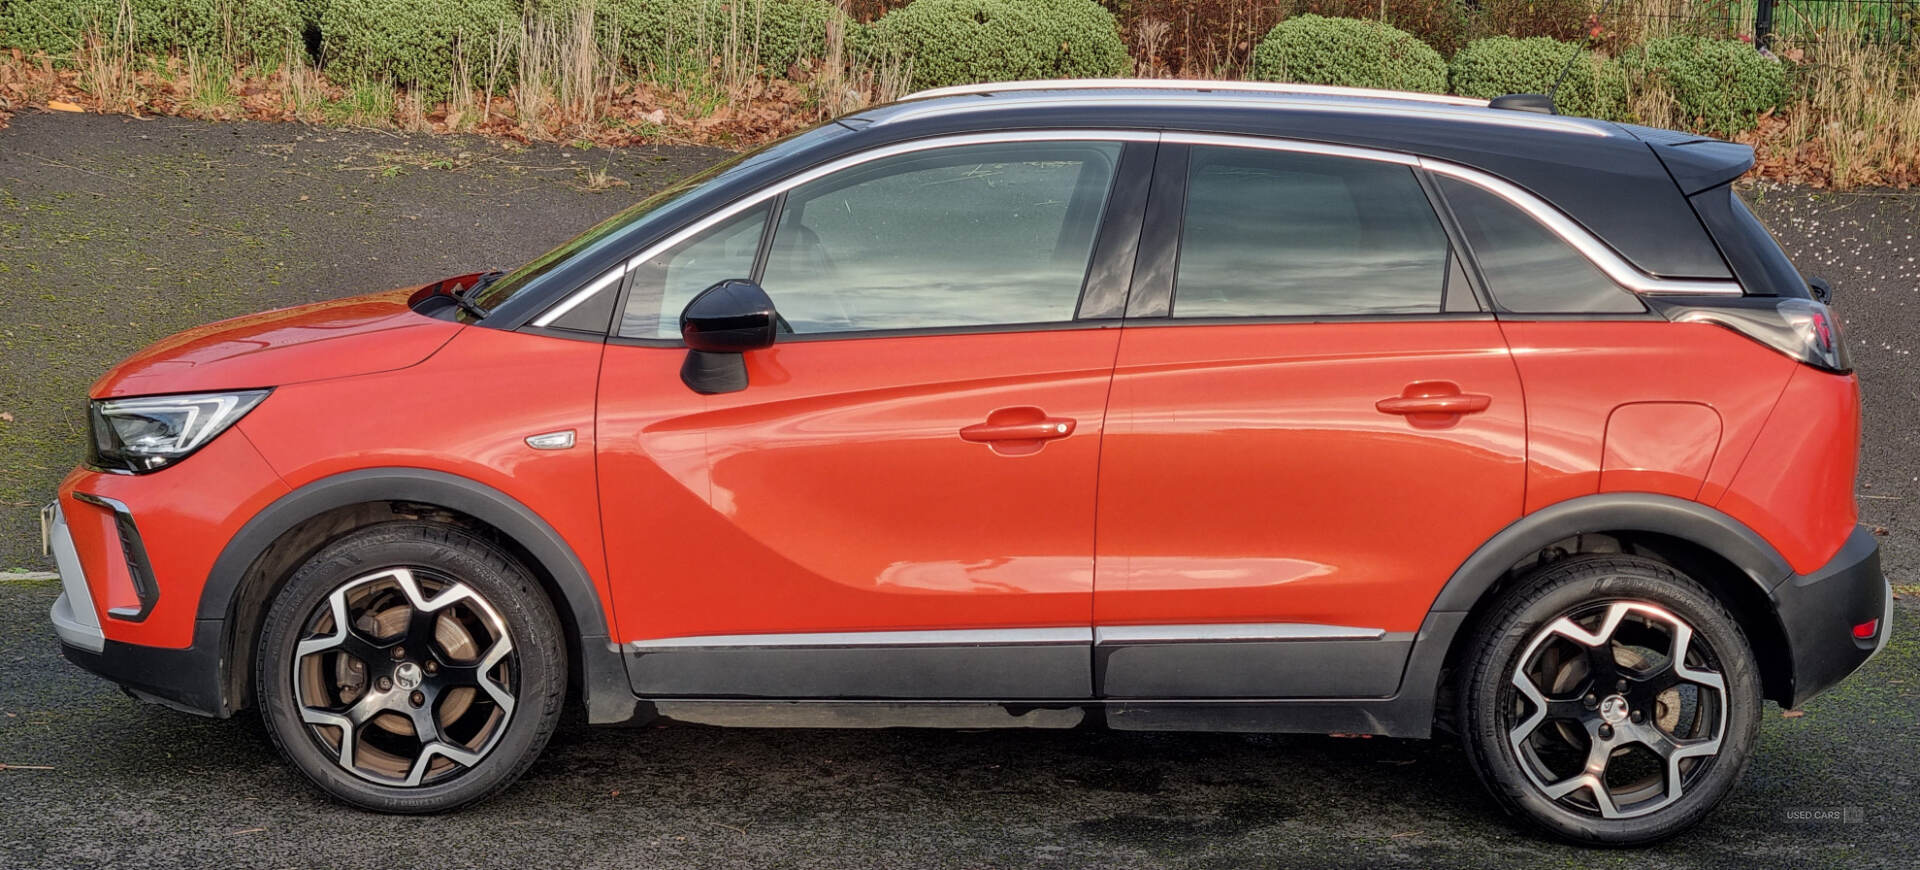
[1,113,1916,869]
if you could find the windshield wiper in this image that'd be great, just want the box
[450,270,505,319]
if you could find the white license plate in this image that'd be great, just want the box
[40,501,56,557]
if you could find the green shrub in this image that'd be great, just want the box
[868,0,1129,91]
[595,0,852,77]
[1250,15,1446,93]
[320,0,516,95]
[1622,35,1788,135]
[1449,36,1626,120]
[1277,0,1470,56]
[292,0,328,33]
[0,0,301,61]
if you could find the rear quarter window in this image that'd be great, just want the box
[1439,178,1646,315]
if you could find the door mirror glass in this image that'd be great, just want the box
[681,279,778,352]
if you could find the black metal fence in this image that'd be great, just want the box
[1632,0,1920,46]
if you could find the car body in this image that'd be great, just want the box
[49,80,1890,842]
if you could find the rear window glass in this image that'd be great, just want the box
[1172,147,1452,318]
[1439,178,1645,315]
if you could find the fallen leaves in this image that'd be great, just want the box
[1781,709,1806,718]
[46,99,82,112]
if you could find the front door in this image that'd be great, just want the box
[1093,139,1528,699]
[597,136,1154,699]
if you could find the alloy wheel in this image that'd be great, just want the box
[1503,600,1729,819]
[292,567,518,787]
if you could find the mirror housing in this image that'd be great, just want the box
[679,279,777,394]
[681,278,777,352]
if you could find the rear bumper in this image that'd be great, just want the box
[1773,525,1893,708]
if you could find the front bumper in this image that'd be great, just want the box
[45,503,105,653]
[1773,524,1893,708]
[46,499,230,718]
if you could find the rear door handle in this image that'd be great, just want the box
[1376,381,1491,424]
[961,407,1075,456]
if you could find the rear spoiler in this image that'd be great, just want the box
[1616,123,1756,195]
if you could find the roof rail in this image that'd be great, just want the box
[876,92,1614,138]
[905,78,1492,108]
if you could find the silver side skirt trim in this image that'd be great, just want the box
[628,622,1391,652]
[628,626,1091,651]
[1095,623,1387,644]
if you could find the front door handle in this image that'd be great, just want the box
[961,407,1075,456]
[1376,381,1491,427]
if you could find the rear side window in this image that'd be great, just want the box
[1438,178,1645,314]
[1172,147,1456,318]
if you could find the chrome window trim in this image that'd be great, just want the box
[1162,131,1416,166]
[907,78,1494,108]
[877,94,1615,139]
[533,130,1161,332]
[529,263,628,328]
[535,128,1739,327]
[1095,624,1388,644]
[1420,160,1744,296]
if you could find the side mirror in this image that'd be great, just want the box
[1806,276,1833,305]
[679,279,777,394]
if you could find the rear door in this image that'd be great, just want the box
[596,134,1156,699]
[1093,137,1527,699]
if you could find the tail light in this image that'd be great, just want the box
[1654,297,1852,374]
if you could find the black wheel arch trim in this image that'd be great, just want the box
[1427,492,1794,615]
[201,466,636,723]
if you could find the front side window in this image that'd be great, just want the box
[1438,177,1645,314]
[1172,147,1454,318]
[759,140,1122,334]
[619,203,772,338]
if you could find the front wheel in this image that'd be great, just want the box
[1457,555,1762,845]
[256,522,566,813]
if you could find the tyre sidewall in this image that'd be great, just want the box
[256,522,566,813]
[1460,557,1763,845]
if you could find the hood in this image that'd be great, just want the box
[91,286,465,399]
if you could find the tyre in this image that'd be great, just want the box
[255,522,566,813]
[1457,555,1762,845]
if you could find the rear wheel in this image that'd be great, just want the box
[1458,555,1761,845]
[256,522,566,813]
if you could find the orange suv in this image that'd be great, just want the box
[48,81,1888,844]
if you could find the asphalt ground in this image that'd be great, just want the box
[1,112,1917,868]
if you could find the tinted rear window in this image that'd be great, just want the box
[1172,147,1453,318]
[1440,178,1645,315]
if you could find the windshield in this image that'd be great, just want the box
[464,121,853,320]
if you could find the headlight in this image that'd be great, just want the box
[88,390,270,473]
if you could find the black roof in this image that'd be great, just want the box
[837,83,1745,280]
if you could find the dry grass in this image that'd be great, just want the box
[1753,36,1920,187]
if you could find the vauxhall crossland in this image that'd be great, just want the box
[48,80,1890,844]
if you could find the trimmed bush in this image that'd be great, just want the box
[1450,36,1626,120]
[320,0,516,95]
[1278,0,1470,56]
[868,0,1130,91]
[293,0,328,33]
[1250,15,1446,94]
[0,0,301,61]
[1622,36,1788,135]
[600,0,852,75]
